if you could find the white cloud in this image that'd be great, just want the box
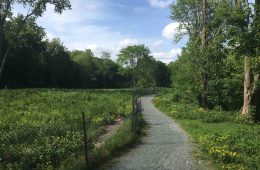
[37,0,107,32]
[148,0,172,9]
[152,48,182,64]
[106,38,140,58]
[14,0,185,64]
[153,40,164,47]
[87,44,98,51]
[162,22,186,39]
[118,38,139,47]
[45,32,56,40]
[69,38,140,59]
[29,0,140,60]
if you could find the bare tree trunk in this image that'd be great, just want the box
[241,0,252,116]
[241,0,260,116]
[242,56,252,115]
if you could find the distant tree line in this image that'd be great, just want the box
[0,18,170,89]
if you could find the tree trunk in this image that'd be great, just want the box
[199,0,208,108]
[241,0,252,116]
[242,56,252,115]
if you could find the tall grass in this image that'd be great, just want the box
[0,89,132,169]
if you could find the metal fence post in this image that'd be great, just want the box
[82,112,89,169]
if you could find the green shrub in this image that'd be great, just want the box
[199,127,260,170]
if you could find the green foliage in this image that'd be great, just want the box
[154,93,260,170]
[167,48,198,103]
[155,61,171,87]
[199,128,260,170]
[169,0,260,116]
[3,17,45,87]
[0,0,71,20]
[117,44,153,88]
[0,0,72,82]
[117,44,151,69]
[89,119,133,169]
[136,56,156,88]
[0,89,132,169]
[2,21,171,89]
[154,94,234,123]
[116,44,170,88]
[1,12,171,89]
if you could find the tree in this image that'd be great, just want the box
[101,51,111,59]
[0,0,71,83]
[225,0,260,116]
[43,38,76,88]
[99,51,119,88]
[168,47,200,103]
[170,0,260,119]
[136,56,156,88]
[117,44,151,88]
[2,17,46,87]
[155,61,171,87]
[252,0,260,120]
[70,49,98,88]
[170,0,213,108]
[170,0,242,108]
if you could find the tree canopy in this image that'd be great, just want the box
[0,0,71,81]
[169,0,260,120]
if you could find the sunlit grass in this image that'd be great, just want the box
[0,89,132,169]
[154,94,260,170]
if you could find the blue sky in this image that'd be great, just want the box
[14,0,189,63]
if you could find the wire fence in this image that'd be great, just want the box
[0,88,160,169]
[81,90,144,169]
[131,94,142,139]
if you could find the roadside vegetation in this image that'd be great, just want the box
[154,93,260,170]
[0,0,259,169]
[0,89,133,169]
[156,1,260,168]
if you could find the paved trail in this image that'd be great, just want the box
[108,96,207,170]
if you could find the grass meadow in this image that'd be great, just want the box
[0,89,132,169]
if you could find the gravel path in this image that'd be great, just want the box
[108,96,207,170]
